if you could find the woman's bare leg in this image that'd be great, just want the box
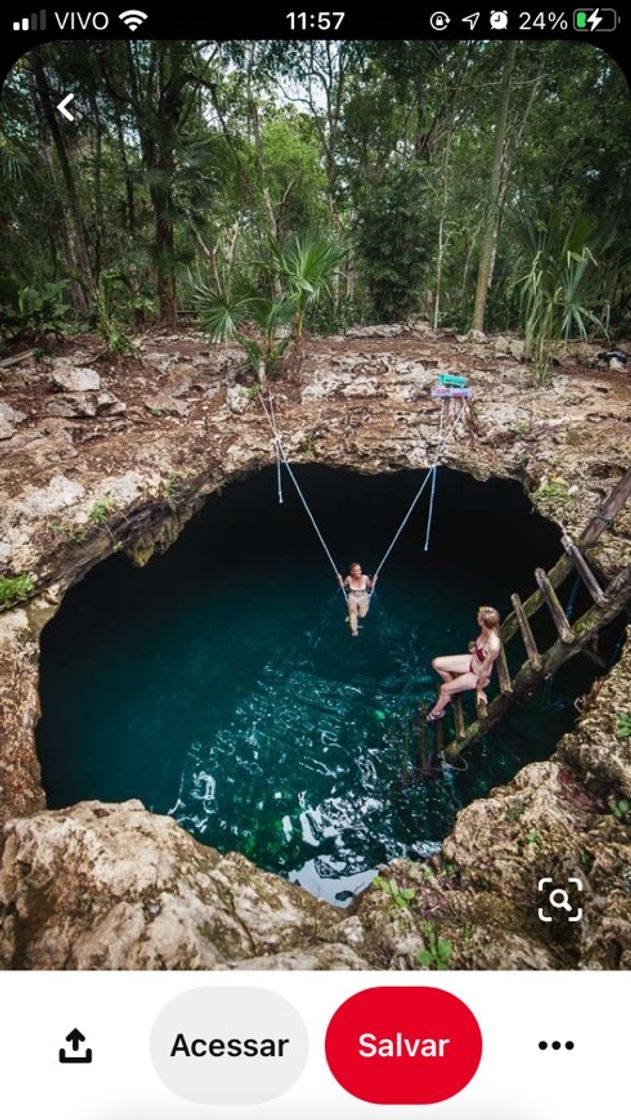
[432,654,471,683]
[430,671,479,717]
[357,593,370,620]
[347,595,359,635]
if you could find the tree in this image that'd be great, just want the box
[471,40,517,333]
[1,40,629,346]
[99,41,204,324]
[356,161,430,322]
[30,48,94,312]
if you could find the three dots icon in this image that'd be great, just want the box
[539,1040,575,1051]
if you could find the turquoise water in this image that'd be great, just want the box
[37,467,610,905]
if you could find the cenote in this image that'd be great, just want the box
[37,466,618,905]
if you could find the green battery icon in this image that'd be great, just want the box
[574,8,618,30]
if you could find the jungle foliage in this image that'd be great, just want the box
[1,40,629,371]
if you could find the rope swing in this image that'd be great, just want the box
[258,383,468,607]
[259,392,348,604]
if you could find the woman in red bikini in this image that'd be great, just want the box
[427,606,501,721]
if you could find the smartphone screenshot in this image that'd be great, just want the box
[0,5,629,1117]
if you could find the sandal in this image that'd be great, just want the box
[426,711,445,722]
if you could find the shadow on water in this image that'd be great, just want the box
[37,466,621,905]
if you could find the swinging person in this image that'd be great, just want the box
[337,563,378,636]
[427,605,501,719]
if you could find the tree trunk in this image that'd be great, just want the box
[38,131,88,314]
[149,152,177,326]
[31,48,94,306]
[89,92,104,282]
[114,105,136,236]
[246,46,282,300]
[433,115,455,329]
[471,40,517,333]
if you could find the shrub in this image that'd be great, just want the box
[1,281,71,344]
[416,921,453,970]
[373,875,416,909]
[0,573,35,609]
[514,210,612,386]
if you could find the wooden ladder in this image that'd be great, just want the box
[442,467,631,760]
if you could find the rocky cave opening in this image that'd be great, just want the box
[36,465,621,905]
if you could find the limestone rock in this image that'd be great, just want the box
[345,324,404,339]
[0,800,361,970]
[226,384,250,414]
[46,393,98,418]
[456,329,487,344]
[141,351,178,374]
[144,393,189,418]
[0,427,77,469]
[50,366,101,392]
[0,399,28,438]
[342,376,378,397]
[161,366,193,398]
[0,401,27,426]
[494,335,526,360]
[96,390,126,416]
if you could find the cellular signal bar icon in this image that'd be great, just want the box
[13,8,46,29]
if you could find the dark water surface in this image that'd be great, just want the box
[38,466,611,904]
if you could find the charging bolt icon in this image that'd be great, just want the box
[573,8,618,30]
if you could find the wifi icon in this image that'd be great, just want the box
[118,8,148,29]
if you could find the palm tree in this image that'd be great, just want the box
[514,210,612,385]
[193,278,293,382]
[271,233,344,352]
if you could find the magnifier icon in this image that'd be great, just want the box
[548,888,572,911]
[537,877,583,923]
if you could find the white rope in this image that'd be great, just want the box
[373,396,468,574]
[259,389,467,599]
[268,394,284,504]
[372,468,434,580]
[259,393,347,601]
[423,465,438,552]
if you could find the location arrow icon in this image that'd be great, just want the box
[57,93,75,121]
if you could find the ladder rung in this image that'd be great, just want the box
[561,534,607,605]
[453,697,466,739]
[535,568,575,643]
[497,641,513,693]
[476,695,488,720]
[417,705,429,769]
[434,714,444,753]
[510,592,543,670]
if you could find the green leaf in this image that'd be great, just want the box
[437,938,452,961]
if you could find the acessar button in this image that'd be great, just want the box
[325,986,482,1105]
[150,987,308,1105]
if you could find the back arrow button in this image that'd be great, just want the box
[57,93,75,121]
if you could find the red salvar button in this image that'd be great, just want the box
[325,986,482,1105]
